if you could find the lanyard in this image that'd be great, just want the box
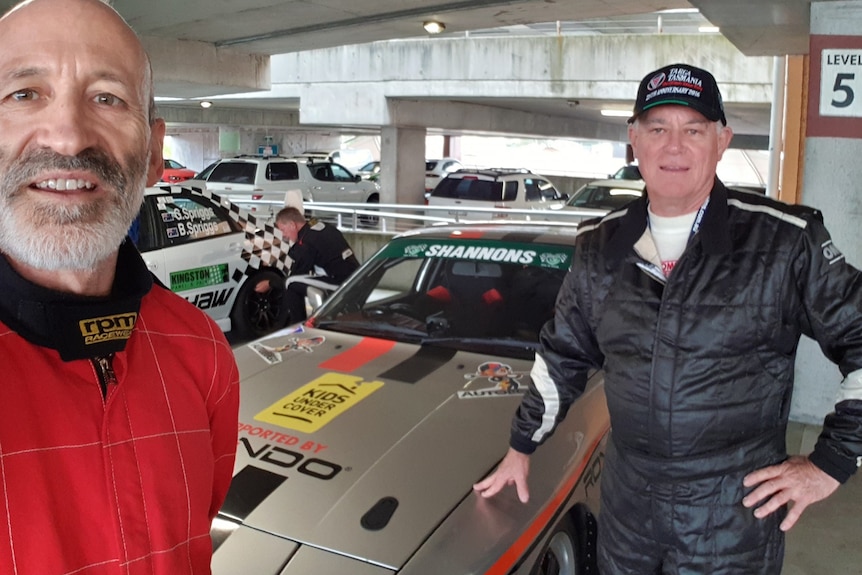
[647,196,710,241]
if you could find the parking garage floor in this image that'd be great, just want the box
[784,421,862,574]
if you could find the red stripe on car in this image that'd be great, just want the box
[318,337,396,372]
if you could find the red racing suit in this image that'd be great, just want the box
[0,242,240,575]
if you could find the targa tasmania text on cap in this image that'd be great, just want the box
[629,63,726,125]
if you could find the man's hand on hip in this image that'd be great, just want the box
[742,455,840,531]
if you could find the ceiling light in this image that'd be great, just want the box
[601,109,631,118]
[200,101,213,109]
[699,26,720,33]
[423,21,446,34]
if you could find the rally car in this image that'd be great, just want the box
[212,223,610,575]
[136,185,292,339]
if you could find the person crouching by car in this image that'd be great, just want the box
[256,207,359,323]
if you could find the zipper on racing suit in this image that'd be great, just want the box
[93,354,117,399]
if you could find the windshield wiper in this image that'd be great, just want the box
[313,319,426,338]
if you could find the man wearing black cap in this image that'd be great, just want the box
[475,63,862,573]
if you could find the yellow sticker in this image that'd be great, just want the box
[254,373,384,433]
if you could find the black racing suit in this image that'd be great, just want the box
[510,181,862,574]
[285,219,359,322]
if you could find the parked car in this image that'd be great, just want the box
[426,168,569,221]
[294,149,375,173]
[564,179,765,218]
[564,178,645,212]
[185,155,380,218]
[425,157,463,193]
[136,185,292,339]
[211,223,609,575]
[610,164,642,180]
[356,160,381,180]
[161,159,196,183]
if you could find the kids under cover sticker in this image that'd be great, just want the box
[457,361,528,399]
[255,373,384,433]
[250,336,326,365]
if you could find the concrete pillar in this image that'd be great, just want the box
[792,0,862,423]
[380,126,426,204]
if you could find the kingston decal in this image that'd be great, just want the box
[170,264,230,292]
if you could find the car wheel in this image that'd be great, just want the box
[359,194,379,228]
[230,269,290,340]
[533,507,596,575]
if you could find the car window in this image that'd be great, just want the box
[503,180,518,202]
[208,162,257,184]
[432,177,503,202]
[315,237,574,358]
[330,163,355,182]
[195,161,219,181]
[425,161,439,171]
[442,161,462,173]
[165,159,183,169]
[266,162,299,181]
[310,163,335,182]
[139,192,240,251]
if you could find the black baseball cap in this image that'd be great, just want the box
[628,63,726,125]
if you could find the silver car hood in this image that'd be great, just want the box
[223,325,533,570]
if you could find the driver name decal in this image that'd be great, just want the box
[255,373,383,433]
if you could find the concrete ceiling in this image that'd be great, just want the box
[0,0,817,140]
[103,0,812,57]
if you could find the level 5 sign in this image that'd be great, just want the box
[820,49,862,117]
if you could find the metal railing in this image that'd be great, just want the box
[236,200,608,235]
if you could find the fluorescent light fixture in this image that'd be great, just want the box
[423,21,446,34]
[699,26,720,33]
[601,109,631,118]
[658,8,700,13]
[200,101,213,109]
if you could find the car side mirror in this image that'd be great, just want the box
[559,193,569,201]
[354,175,361,183]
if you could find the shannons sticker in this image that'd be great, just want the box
[383,239,572,270]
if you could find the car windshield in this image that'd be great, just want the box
[311,236,573,360]
[431,177,504,202]
[566,183,643,211]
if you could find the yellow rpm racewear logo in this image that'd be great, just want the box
[79,313,138,345]
[255,373,383,433]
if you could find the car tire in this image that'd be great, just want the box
[230,269,290,340]
[532,506,597,575]
[359,194,380,228]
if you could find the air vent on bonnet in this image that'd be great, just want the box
[360,496,399,530]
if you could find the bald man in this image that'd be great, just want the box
[0,1,239,573]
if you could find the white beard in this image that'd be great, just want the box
[0,149,149,271]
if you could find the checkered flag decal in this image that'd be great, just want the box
[161,185,293,284]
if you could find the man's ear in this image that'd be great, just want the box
[146,118,166,186]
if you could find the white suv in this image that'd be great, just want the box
[425,168,568,221]
[136,185,293,339]
[186,155,380,215]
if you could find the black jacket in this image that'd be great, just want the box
[511,180,862,483]
[289,220,359,283]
